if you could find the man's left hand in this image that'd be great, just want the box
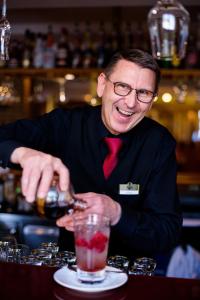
[56,192,121,231]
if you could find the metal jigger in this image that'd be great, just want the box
[148,0,190,62]
[0,0,11,60]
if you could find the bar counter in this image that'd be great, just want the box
[0,262,199,300]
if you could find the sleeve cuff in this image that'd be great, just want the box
[0,140,25,168]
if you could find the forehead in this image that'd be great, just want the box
[110,59,156,87]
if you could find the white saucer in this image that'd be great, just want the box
[53,266,128,293]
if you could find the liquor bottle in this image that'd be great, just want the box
[0,59,6,68]
[43,25,56,69]
[33,33,44,68]
[110,22,119,54]
[0,176,4,211]
[55,27,69,68]
[82,45,93,68]
[8,38,21,68]
[122,22,133,49]
[3,173,16,212]
[185,35,199,69]
[22,29,35,68]
[103,26,113,66]
[95,21,106,68]
[71,22,82,68]
[196,14,200,68]
[96,45,105,68]
[71,44,82,68]
[35,181,86,219]
[16,183,33,214]
[81,21,94,68]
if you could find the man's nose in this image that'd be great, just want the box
[124,90,138,108]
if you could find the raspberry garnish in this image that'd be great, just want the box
[75,231,108,253]
[75,238,88,248]
[89,231,108,253]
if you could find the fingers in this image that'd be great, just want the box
[37,166,54,199]
[21,165,31,199]
[56,214,74,231]
[21,168,41,202]
[74,193,121,225]
[56,211,87,231]
[19,148,71,203]
[74,192,96,201]
[36,158,70,198]
[56,193,121,235]
[53,158,70,192]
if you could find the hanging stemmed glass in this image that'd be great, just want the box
[148,0,190,62]
[0,0,11,60]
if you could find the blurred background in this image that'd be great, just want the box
[0,1,200,276]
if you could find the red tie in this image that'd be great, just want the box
[103,137,123,179]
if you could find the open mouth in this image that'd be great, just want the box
[116,107,134,117]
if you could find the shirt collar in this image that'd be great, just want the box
[95,107,133,144]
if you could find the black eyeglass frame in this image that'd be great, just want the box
[106,76,157,103]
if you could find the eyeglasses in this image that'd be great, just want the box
[106,76,156,103]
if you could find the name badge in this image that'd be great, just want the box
[119,182,140,195]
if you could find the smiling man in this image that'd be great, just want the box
[98,58,156,134]
[0,49,182,258]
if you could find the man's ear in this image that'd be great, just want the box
[147,96,155,112]
[97,73,106,97]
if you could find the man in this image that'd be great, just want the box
[0,49,182,257]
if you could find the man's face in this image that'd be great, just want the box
[97,59,156,135]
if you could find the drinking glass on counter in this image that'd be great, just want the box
[40,242,59,257]
[57,250,76,266]
[73,213,110,283]
[7,244,30,263]
[107,255,130,273]
[129,257,157,276]
[0,231,157,276]
[27,245,76,268]
[0,234,17,262]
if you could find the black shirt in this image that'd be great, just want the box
[0,105,182,257]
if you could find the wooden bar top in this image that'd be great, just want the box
[0,262,199,300]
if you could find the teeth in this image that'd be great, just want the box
[118,108,133,116]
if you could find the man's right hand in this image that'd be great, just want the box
[11,147,70,202]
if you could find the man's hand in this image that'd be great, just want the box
[56,192,122,230]
[11,147,70,202]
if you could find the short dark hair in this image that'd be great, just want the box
[104,49,161,93]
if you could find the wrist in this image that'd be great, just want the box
[11,147,27,164]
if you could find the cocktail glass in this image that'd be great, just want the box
[73,213,110,283]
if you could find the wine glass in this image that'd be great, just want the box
[148,0,190,61]
[0,0,11,60]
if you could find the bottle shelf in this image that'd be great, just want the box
[1,68,200,77]
[0,68,100,78]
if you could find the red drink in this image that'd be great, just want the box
[75,231,109,272]
[74,214,110,283]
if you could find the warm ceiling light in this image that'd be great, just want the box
[90,98,97,106]
[153,95,158,102]
[162,92,173,103]
[84,94,92,102]
[65,74,75,80]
